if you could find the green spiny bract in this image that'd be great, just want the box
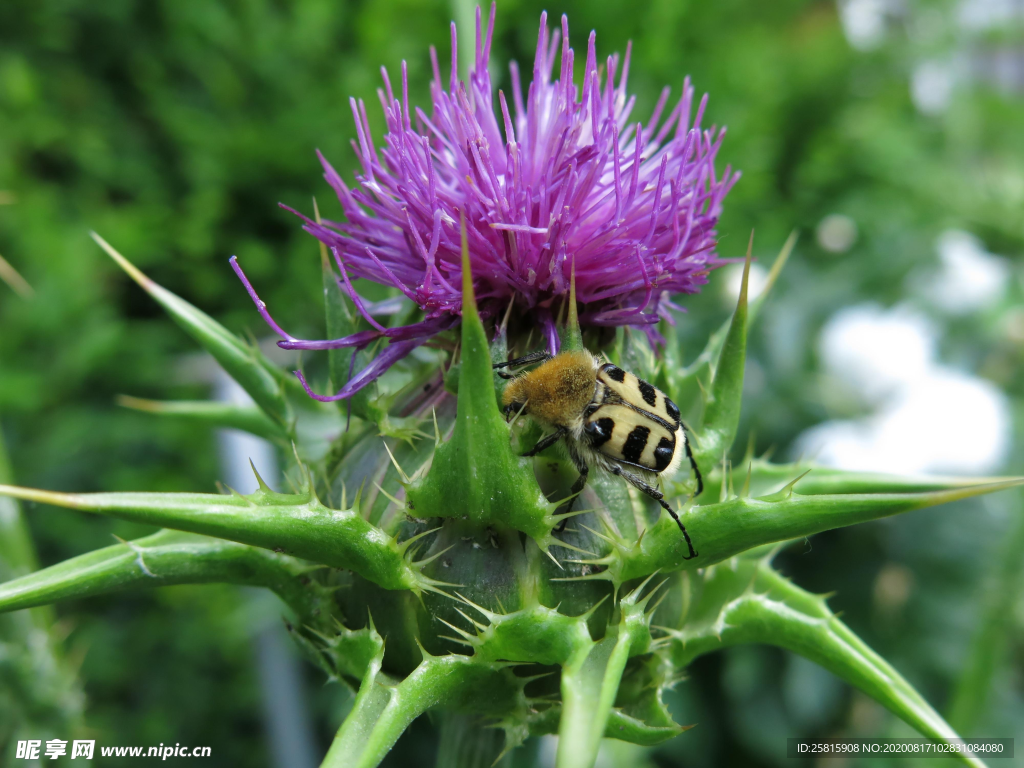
[0,236,1015,768]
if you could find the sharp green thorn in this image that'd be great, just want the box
[413,543,456,568]
[578,524,617,547]
[549,505,599,521]
[518,670,560,685]
[224,484,248,502]
[437,634,476,648]
[544,546,564,570]
[649,624,677,637]
[634,527,647,549]
[579,593,610,620]
[413,636,433,659]
[453,607,487,631]
[92,232,298,427]
[742,430,757,465]
[436,617,477,642]
[91,231,153,288]
[561,255,583,351]
[546,539,598,557]
[499,293,515,333]
[415,577,462,597]
[547,490,586,508]
[741,459,753,498]
[550,571,613,583]
[352,479,365,513]
[460,213,475,315]
[381,440,411,484]
[766,468,813,500]
[249,459,271,492]
[750,229,798,319]
[0,484,86,509]
[453,592,498,622]
[397,526,442,555]
[741,229,754,302]
[373,483,406,510]
[623,570,662,606]
[646,587,671,617]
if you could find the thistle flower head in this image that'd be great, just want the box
[232,4,738,400]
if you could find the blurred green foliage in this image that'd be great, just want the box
[1,0,1022,765]
[0,426,85,759]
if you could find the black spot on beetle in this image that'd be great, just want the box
[637,379,657,407]
[664,397,681,424]
[585,417,615,447]
[654,436,675,471]
[622,425,651,463]
[603,365,626,382]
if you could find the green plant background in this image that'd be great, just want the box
[1,0,1022,766]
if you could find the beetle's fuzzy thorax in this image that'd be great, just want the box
[501,350,598,433]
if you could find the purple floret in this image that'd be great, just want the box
[233,4,738,401]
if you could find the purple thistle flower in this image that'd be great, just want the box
[232,4,738,401]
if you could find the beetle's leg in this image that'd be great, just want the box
[555,443,589,534]
[610,465,698,560]
[522,428,566,458]
[679,422,703,497]
[492,351,553,371]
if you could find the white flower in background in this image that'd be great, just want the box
[958,0,1022,31]
[911,59,957,115]
[876,371,1008,473]
[816,214,858,253]
[796,302,1010,474]
[924,229,1009,315]
[801,371,1009,474]
[838,0,892,50]
[818,303,937,404]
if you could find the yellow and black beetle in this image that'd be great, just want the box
[494,348,701,559]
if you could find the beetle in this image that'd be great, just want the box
[494,348,700,559]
